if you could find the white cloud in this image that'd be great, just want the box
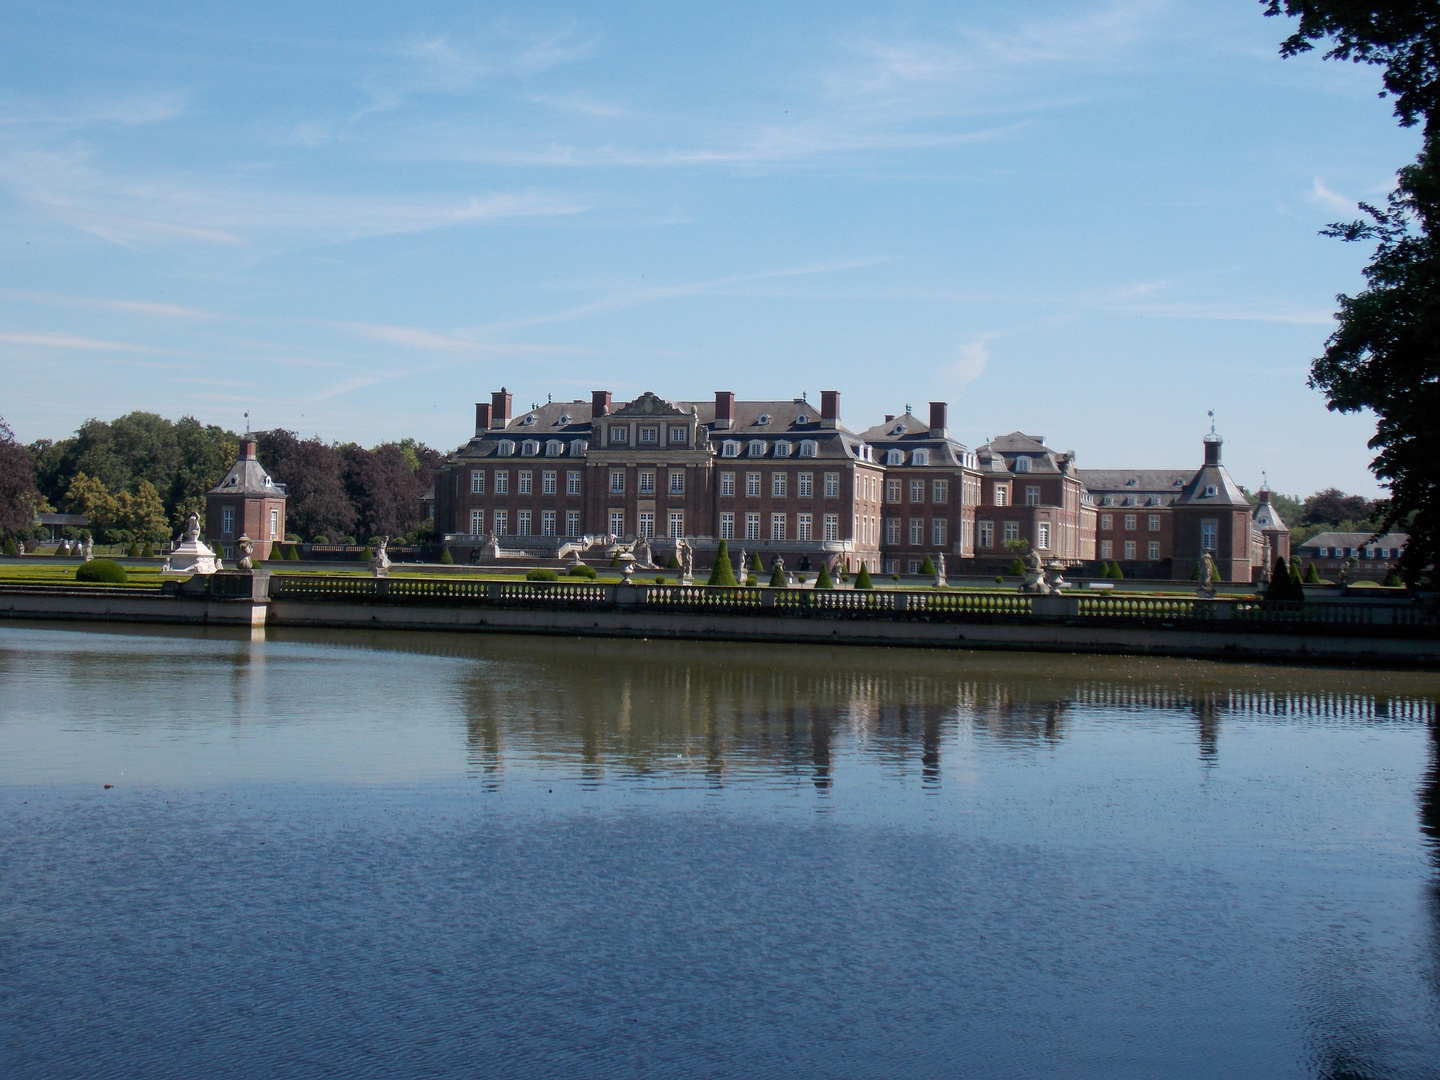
[0,331,165,352]
[942,340,990,390]
[0,288,220,319]
[1309,177,1354,214]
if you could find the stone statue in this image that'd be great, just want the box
[678,538,694,584]
[934,553,947,587]
[738,549,749,581]
[633,535,653,569]
[1197,552,1217,598]
[184,512,201,543]
[236,535,254,570]
[79,535,93,562]
[483,531,500,559]
[370,536,391,578]
[1019,548,1048,594]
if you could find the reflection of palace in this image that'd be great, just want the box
[432,387,1299,581]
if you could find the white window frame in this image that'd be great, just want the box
[669,470,685,495]
[798,440,817,458]
[1003,521,1019,542]
[639,470,656,495]
[470,509,484,536]
[824,473,840,498]
[910,480,925,504]
[471,470,485,495]
[932,480,948,504]
[909,518,923,545]
[722,440,740,458]
[886,518,900,545]
[567,471,582,495]
[720,471,736,497]
[542,510,556,537]
[770,514,787,541]
[1148,541,1160,561]
[638,512,655,539]
[542,470,557,495]
[978,521,993,549]
[772,472,787,498]
[746,472,762,498]
[669,511,685,539]
[912,450,929,466]
[566,511,580,537]
[932,519,946,547]
[798,472,813,498]
[823,514,839,542]
[609,510,625,536]
[494,509,509,536]
[720,512,735,539]
[494,471,509,495]
[745,513,761,541]
[517,510,531,536]
[519,470,533,495]
[797,513,813,542]
[610,470,625,494]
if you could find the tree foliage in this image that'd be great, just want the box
[707,538,739,586]
[0,418,40,538]
[1267,1,1440,584]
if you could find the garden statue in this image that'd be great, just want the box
[1043,558,1068,592]
[678,538,694,585]
[483,531,501,559]
[184,513,201,543]
[236,535,254,570]
[163,513,219,576]
[1019,548,1049,594]
[934,553,947,587]
[1197,552,1217,598]
[738,549,749,581]
[370,536,391,578]
[79,535,93,562]
[633,535,653,568]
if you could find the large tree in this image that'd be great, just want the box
[1266,1,1440,584]
[253,430,355,541]
[0,418,40,539]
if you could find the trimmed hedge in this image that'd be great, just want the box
[707,538,738,587]
[567,563,597,578]
[439,547,454,565]
[526,568,559,581]
[76,559,127,584]
[815,563,835,589]
[854,565,874,590]
[919,555,936,576]
[768,562,787,588]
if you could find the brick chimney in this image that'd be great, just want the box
[714,390,734,430]
[591,390,611,418]
[820,390,840,429]
[474,402,491,435]
[1203,432,1222,466]
[490,388,512,429]
[929,402,948,438]
[240,438,257,460]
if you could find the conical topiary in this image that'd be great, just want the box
[1266,557,1290,601]
[287,544,301,561]
[359,545,373,561]
[127,541,140,557]
[815,562,835,589]
[768,562,787,587]
[1009,557,1026,576]
[919,555,936,576]
[707,539,739,587]
[1383,569,1403,587]
[750,552,764,573]
[667,551,681,570]
[2,535,16,556]
[854,564,874,590]
[1303,560,1320,585]
[439,546,454,565]
[1111,561,1124,581]
[1288,557,1304,599]
[141,539,154,557]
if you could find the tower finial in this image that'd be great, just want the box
[244,411,250,434]
[1207,409,1215,436]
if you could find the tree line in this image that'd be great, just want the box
[0,412,442,546]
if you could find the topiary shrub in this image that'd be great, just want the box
[1009,558,1026,576]
[610,553,621,567]
[815,563,835,589]
[745,574,758,587]
[667,551,681,570]
[142,540,154,557]
[750,553,764,573]
[126,541,140,557]
[439,546,454,565]
[2,536,16,556]
[1111,562,1124,581]
[854,564,874,590]
[287,544,301,561]
[768,562,787,588]
[341,536,356,545]
[1303,561,1320,584]
[359,546,373,561]
[76,559,127,584]
[1383,569,1403,587]
[707,538,739,587]
[654,576,667,585]
[1266,557,1291,601]
[314,535,330,545]
[920,555,936,576]
[797,573,808,584]
[526,568,559,581]
[568,563,597,579]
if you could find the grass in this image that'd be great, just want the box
[0,564,167,587]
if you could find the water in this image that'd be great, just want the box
[1,622,1437,1080]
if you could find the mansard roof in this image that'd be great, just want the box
[1080,469,1191,508]
[1251,496,1289,534]
[1173,462,1249,508]
[208,446,286,498]
[976,432,1077,477]
[1296,530,1408,550]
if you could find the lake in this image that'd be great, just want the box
[1,622,1437,1079]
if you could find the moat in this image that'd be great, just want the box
[2,623,1438,1079]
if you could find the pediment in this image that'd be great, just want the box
[611,391,689,417]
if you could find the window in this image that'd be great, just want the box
[774,441,792,458]
[610,470,625,494]
[748,440,766,457]
[720,471,736,497]
[494,510,509,536]
[886,518,901,545]
[1124,540,1136,560]
[823,514,839,541]
[470,509,484,536]
[610,426,628,445]
[566,511,580,537]
[1149,514,1161,531]
[772,473,787,498]
[609,510,625,536]
[771,514,786,541]
[1201,520,1218,552]
[885,449,904,466]
[994,484,1008,507]
[494,471,509,495]
[796,414,809,426]
[518,510,531,536]
[270,508,279,539]
[1003,521,1019,542]
[1100,513,1113,531]
[886,479,901,504]
[932,519,946,547]
[567,471,581,495]
[521,440,540,457]
[1124,514,1137,531]
[1317,547,1329,557]
[1148,541,1160,561]
[722,440,740,458]
[798,440,817,458]
[519,471,532,495]
[669,425,687,445]
[907,559,921,575]
[542,510,556,537]
[910,480,925,504]
[797,513,813,541]
[912,450,929,466]
[746,472,762,498]
[497,440,515,456]
[545,440,564,457]
[824,473,840,498]
[909,519,924,545]
[543,470,557,495]
[1100,539,1113,559]
[1203,484,1217,497]
[639,426,658,444]
[1014,456,1031,473]
[639,470,656,495]
[933,480,948,504]
[720,512,735,539]
[471,470,485,495]
[222,507,235,536]
[669,470,685,495]
[638,512,655,539]
[799,472,813,498]
[978,521,994,549]
[757,413,771,425]
[1025,486,1040,507]
[745,513,761,540]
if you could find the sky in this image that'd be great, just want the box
[0,1,1421,497]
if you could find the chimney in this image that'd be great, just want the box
[1203,432,1222,466]
[714,390,734,430]
[591,390,611,418]
[474,402,491,435]
[929,402,948,438]
[820,390,840,429]
[490,388,512,429]
[240,438,257,460]
[1258,487,1272,504]
[884,414,895,423]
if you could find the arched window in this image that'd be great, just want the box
[885,449,904,466]
[798,440,818,458]
[497,440,516,456]
[912,450,929,466]
[721,440,740,458]
[521,440,541,456]
[546,440,564,456]
[774,440,792,458]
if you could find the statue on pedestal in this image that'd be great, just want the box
[1197,552,1217,598]
[677,538,694,585]
[633,535,653,569]
[1019,548,1049,594]
[483,531,500,559]
[79,535,93,563]
[934,553,947,587]
[370,536,391,578]
[236,535,254,570]
[738,549,749,581]
[162,512,219,576]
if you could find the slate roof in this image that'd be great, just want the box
[1080,469,1192,508]
[1250,496,1289,534]
[1295,531,1408,552]
[975,432,1077,477]
[208,450,286,497]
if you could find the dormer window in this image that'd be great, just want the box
[1126,478,1138,486]
[795,414,809,425]
[522,414,537,426]
[721,440,740,458]
[568,440,588,456]
[756,414,771,426]
[1014,457,1031,473]
[497,440,516,456]
[263,477,272,488]
[891,424,905,436]
[748,440,767,457]
[639,426,658,444]
[558,414,571,426]
[1204,484,1217,497]
[773,440,792,458]
[546,440,564,456]
[912,450,929,466]
[610,426,628,445]
[885,449,904,466]
[227,475,237,485]
[798,440,818,458]
[521,439,541,456]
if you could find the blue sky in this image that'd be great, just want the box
[0,1,1419,496]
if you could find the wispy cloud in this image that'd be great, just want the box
[1309,177,1354,214]
[0,90,187,129]
[338,321,577,356]
[0,288,220,319]
[0,331,166,352]
[941,339,991,390]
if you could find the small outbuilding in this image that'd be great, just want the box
[205,438,287,560]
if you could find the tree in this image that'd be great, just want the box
[114,480,169,543]
[439,546,454,565]
[1267,2,1440,584]
[1267,557,1294,601]
[65,473,120,542]
[0,418,40,539]
[254,430,355,542]
[854,564,874,590]
[815,562,835,589]
[768,561,787,587]
[707,539,738,586]
[1300,487,1376,526]
[1304,560,1322,584]
[919,555,936,576]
